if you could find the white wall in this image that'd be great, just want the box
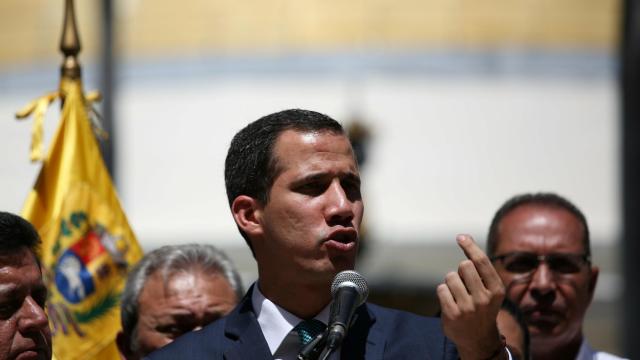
[113,73,619,248]
[0,55,620,251]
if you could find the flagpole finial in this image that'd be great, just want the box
[60,0,82,79]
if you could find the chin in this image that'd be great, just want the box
[531,324,571,346]
[330,252,357,267]
[304,262,352,283]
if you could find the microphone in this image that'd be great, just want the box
[325,270,369,351]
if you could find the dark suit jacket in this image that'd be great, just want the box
[146,289,458,360]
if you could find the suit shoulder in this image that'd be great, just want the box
[366,302,443,331]
[145,318,228,360]
[364,303,458,359]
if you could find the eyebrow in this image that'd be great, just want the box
[0,284,17,297]
[343,172,361,185]
[157,308,227,325]
[294,171,360,185]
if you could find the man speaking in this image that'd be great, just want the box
[148,109,507,359]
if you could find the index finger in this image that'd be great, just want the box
[456,234,503,293]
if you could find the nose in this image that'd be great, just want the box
[528,263,557,301]
[18,296,49,334]
[324,180,354,225]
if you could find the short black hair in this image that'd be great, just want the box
[0,211,41,255]
[224,109,346,252]
[500,298,530,360]
[487,192,590,258]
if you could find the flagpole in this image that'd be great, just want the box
[99,0,116,178]
[18,4,144,358]
[60,0,81,81]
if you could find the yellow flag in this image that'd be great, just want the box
[21,77,143,359]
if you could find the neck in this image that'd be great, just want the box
[257,274,332,319]
[531,333,583,360]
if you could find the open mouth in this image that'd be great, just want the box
[325,229,358,251]
[331,231,356,244]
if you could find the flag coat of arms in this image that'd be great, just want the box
[20,77,143,359]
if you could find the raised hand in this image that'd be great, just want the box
[437,234,507,360]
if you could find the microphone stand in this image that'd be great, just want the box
[317,345,337,360]
[297,329,342,360]
[299,270,368,360]
[298,311,359,360]
[297,332,327,360]
[316,325,343,360]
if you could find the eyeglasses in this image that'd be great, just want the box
[490,252,591,275]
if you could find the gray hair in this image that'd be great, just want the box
[119,243,244,345]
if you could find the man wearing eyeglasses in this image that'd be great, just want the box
[487,193,625,360]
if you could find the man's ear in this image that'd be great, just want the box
[231,195,264,238]
[116,331,137,360]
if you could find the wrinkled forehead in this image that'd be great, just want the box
[0,246,39,268]
[496,204,586,253]
[0,248,43,292]
[151,265,222,293]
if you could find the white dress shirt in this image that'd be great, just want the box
[576,339,627,360]
[251,283,337,360]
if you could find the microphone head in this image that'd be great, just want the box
[331,270,369,306]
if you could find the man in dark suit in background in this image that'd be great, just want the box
[148,109,508,359]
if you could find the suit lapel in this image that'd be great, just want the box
[341,304,383,360]
[222,287,273,360]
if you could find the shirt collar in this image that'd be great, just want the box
[576,338,594,360]
[251,282,331,355]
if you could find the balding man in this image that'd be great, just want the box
[488,193,625,360]
[116,244,243,359]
